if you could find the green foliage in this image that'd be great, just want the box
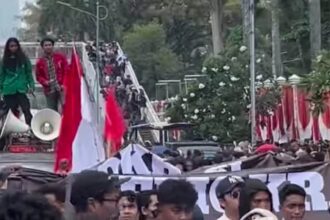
[123,22,181,97]
[166,34,273,142]
[300,51,330,116]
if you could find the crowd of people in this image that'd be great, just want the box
[163,140,329,173]
[86,41,147,126]
[0,169,317,220]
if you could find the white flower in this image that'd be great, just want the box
[211,114,215,119]
[230,76,239,82]
[165,117,171,122]
[245,65,249,69]
[202,66,207,73]
[221,109,226,114]
[194,109,199,114]
[262,54,266,58]
[198,83,205,89]
[212,136,218,141]
[183,98,188,102]
[219,82,226,87]
[316,55,323,63]
[211,68,218,72]
[231,57,237,61]
[256,58,262,63]
[202,109,207,113]
[181,104,186,109]
[239,45,247,52]
[231,116,236,121]
[190,93,195,98]
[191,115,198,120]
[223,65,230,71]
[256,74,263,80]
[184,114,188,118]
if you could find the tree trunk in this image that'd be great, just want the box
[309,0,321,59]
[210,0,225,55]
[271,0,283,78]
[241,0,250,45]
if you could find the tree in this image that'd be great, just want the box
[309,0,322,59]
[210,0,225,54]
[123,22,181,97]
[18,3,41,41]
[166,29,273,142]
[270,0,283,77]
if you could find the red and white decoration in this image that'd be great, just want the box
[256,75,330,143]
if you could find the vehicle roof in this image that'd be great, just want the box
[0,153,54,173]
[166,141,219,147]
[131,122,193,130]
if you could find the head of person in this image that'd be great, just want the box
[138,190,158,220]
[118,190,140,220]
[157,179,198,220]
[0,192,62,220]
[2,37,27,67]
[40,37,55,55]
[290,140,300,153]
[35,183,65,213]
[216,176,244,218]
[71,170,127,220]
[239,178,273,218]
[279,183,306,220]
[185,160,194,172]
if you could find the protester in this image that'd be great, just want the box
[118,190,140,220]
[138,190,158,220]
[216,176,245,220]
[70,170,127,220]
[239,178,273,219]
[36,37,68,112]
[157,179,198,220]
[35,183,66,213]
[0,192,62,220]
[0,37,34,125]
[279,183,306,220]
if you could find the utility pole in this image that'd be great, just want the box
[249,0,256,146]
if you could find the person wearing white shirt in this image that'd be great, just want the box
[216,176,244,220]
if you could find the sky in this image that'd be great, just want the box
[0,0,37,42]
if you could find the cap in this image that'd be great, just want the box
[216,176,244,198]
[70,170,129,208]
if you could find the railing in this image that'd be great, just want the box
[116,44,160,143]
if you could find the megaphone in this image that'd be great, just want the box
[0,110,30,138]
[31,108,62,141]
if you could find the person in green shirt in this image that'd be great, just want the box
[0,38,34,126]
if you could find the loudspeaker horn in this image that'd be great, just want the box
[31,108,62,141]
[0,110,30,138]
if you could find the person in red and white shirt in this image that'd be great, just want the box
[35,37,68,112]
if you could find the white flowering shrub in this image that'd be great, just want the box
[166,39,273,142]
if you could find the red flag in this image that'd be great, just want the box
[54,47,82,173]
[104,87,126,155]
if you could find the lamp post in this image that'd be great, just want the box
[57,1,108,124]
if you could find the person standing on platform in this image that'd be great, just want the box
[0,38,34,126]
[36,37,68,112]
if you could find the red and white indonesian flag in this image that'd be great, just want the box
[54,47,105,173]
